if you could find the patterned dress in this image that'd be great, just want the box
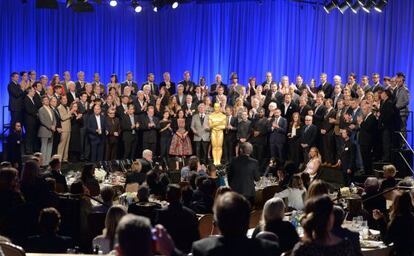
[169,118,193,156]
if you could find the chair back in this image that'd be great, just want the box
[198,214,214,238]
[125,183,139,193]
[0,242,26,256]
[262,185,281,205]
[249,210,262,229]
[88,212,107,240]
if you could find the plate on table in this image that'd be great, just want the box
[360,240,382,249]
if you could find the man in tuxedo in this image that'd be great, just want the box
[318,73,333,99]
[121,71,138,95]
[227,143,260,203]
[249,108,268,169]
[358,103,378,175]
[141,73,159,96]
[268,108,287,162]
[223,106,238,164]
[8,72,25,126]
[280,94,298,122]
[192,191,280,256]
[320,99,336,165]
[75,71,86,95]
[38,96,56,165]
[338,129,356,185]
[191,104,210,165]
[141,106,159,155]
[371,73,382,93]
[209,74,228,96]
[121,104,139,159]
[300,115,317,164]
[179,71,196,95]
[24,87,39,154]
[87,104,106,162]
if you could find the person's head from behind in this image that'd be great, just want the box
[301,195,334,241]
[391,192,413,220]
[49,158,61,171]
[39,207,61,235]
[213,192,251,237]
[143,150,153,162]
[215,186,231,200]
[105,205,127,249]
[166,184,181,204]
[138,185,150,202]
[289,174,304,190]
[45,177,57,192]
[0,168,18,191]
[115,214,152,256]
[101,185,115,204]
[21,160,40,185]
[187,156,199,171]
[239,142,253,156]
[70,180,85,194]
[262,197,285,225]
[364,177,379,194]
[383,165,396,179]
[81,163,95,180]
[306,179,329,200]
[131,160,142,173]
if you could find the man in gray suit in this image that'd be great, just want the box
[38,96,56,165]
[191,103,210,164]
[395,73,410,139]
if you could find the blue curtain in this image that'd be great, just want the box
[0,0,413,141]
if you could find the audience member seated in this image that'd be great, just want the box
[93,205,127,254]
[0,168,25,241]
[274,174,306,210]
[379,164,397,192]
[114,214,179,256]
[192,191,280,256]
[20,160,51,209]
[292,195,362,256]
[128,185,161,224]
[252,197,299,253]
[156,184,199,253]
[92,185,115,214]
[80,163,101,197]
[361,177,386,228]
[190,176,215,214]
[146,170,169,199]
[181,156,207,182]
[43,158,68,193]
[374,191,414,256]
[125,160,146,186]
[207,164,225,187]
[25,207,73,253]
[140,149,155,174]
[70,180,92,247]
[332,206,360,250]
[305,179,329,200]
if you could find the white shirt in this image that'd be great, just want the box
[95,115,102,131]
[275,188,306,210]
[45,106,54,121]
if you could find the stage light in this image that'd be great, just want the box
[374,0,387,12]
[359,0,374,13]
[153,0,162,12]
[338,0,351,14]
[132,0,142,13]
[109,0,117,7]
[153,6,158,12]
[351,1,361,13]
[323,1,338,14]
[172,1,179,9]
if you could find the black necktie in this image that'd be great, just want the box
[200,115,204,124]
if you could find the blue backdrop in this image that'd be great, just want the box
[0,0,413,142]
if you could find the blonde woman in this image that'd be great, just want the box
[304,147,321,182]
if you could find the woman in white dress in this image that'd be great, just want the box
[304,147,321,182]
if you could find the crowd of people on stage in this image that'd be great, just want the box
[6,70,410,180]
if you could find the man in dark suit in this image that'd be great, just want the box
[121,104,139,159]
[371,73,382,93]
[141,73,159,96]
[78,92,90,161]
[228,142,260,204]
[249,108,268,169]
[23,87,39,154]
[105,108,121,160]
[141,106,159,154]
[182,94,197,118]
[379,90,398,162]
[121,71,138,95]
[66,81,78,105]
[298,97,312,123]
[331,84,344,109]
[223,106,238,164]
[156,184,199,253]
[43,158,68,193]
[300,115,318,163]
[319,73,333,99]
[159,72,176,95]
[140,149,154,173]
[320,99,336,165]
[280,94,298,122]
[209,74,228,96]
[87,104,106,162]
[338,129,356,185]
[117,95,130,118]
[358,104,378,175]
[268,109,287,162]
[192,191,279,256]
[74,71,86,95]
[8,72,25,126]
[178,71,196,95]
[33,81,44,109]
[50,97,62,155]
